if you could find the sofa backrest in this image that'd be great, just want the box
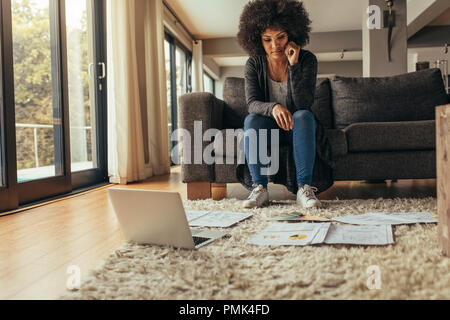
[223,77,248,129]
[311,78,333,129]
[330,68,448,129]
[222,77,334,129]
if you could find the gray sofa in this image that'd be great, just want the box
[179,68,450,200]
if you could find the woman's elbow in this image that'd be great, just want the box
[247,101,260,114]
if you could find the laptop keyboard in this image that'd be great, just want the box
[193,236,210,246]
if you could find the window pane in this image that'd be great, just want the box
[175,47,187,164]
[204,73,214,94]
[0,116,3,187]
[66,0,97,173]
[175,47,186,101]
[12,0,62,183]
[165,40,172,143]
[0,32,3,187]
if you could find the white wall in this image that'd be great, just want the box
[203,56,220,80]
[215,66,245,100]
[407,46,450,72]
[318,61,363,77]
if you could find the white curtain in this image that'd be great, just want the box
[192,40,204,92]
[145,0,171,176]
[107,0,170,184]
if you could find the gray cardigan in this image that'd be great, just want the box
[245,49,318,117]
[237,50,334,194]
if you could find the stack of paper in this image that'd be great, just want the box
[332,211,437,225]
[248,223,331,246]
[323,224,394,245]
[266,212,331,222]
[248,222,394,246]
[185,210,252,228]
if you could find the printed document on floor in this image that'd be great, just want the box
[323,224,394,245]
[248,223,394,246]
[248,223,331,246]
[185,210,253,228]
[332,211,437,225]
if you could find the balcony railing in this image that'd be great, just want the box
[16,123,93,182]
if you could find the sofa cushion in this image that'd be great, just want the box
[344,120,435,152]
[326,129,347,158]
[333,150,436,180]
[311,78,333,129]
[330,69,448,129]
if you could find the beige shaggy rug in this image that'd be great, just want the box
[63,197,450,300]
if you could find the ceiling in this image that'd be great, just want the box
[165,0,368,39]
[429,7,450,25]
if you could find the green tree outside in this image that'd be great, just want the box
[12,0,92,172]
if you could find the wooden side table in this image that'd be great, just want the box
[436,104,450,256]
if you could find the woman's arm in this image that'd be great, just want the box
[244,58,278,117]
[288,51,318,111]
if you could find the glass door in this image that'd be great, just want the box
[0,5,4,192]
[66,0,96,174]
[11,0,71,203]
[164,32,191,161]
[0,0,107,212]
[65,0,107,189]
[0,1,19,211]
[12,0,65,183]
[164,39,172,151]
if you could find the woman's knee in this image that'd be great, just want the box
[244,113,270,130]
[293,110,315,125]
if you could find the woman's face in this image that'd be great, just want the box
[261,27,289,60]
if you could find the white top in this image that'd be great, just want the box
[268,77,288,108]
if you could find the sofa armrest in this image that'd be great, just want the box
[179,92,224,131]
[178,92,225,182]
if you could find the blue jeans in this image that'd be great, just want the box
[243,110,317,189]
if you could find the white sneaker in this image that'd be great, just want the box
[243,185,269,208]
[297,185,322,208]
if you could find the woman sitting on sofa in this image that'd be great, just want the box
[237,0,323,209]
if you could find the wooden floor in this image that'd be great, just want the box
[0,166,436,300]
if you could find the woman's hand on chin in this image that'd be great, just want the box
[285,41,301,66]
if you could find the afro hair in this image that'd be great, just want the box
[237,0,312,57]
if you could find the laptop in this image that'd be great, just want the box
[108,188,228,249]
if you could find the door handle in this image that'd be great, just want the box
[98,62,106,80]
